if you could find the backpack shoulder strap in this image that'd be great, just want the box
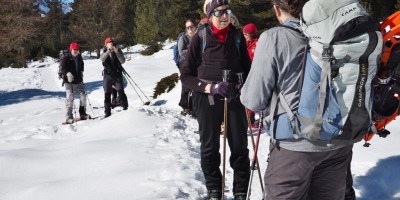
[198,24,208,53]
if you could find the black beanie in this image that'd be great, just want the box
[206,0,229,18]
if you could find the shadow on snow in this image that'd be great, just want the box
[0,80,103,107]
[355,155,400,200]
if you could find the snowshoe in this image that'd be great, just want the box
[65,118,74,124]
[62,118,81,125]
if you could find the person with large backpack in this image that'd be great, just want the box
[241,0,382,199]
[177,19,197,116]
[60,42,90,124]
[180,0,251,199]
[100,37,128,117]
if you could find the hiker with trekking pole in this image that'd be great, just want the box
[237,73,264,200]
[241,0,383,199]
[179,1,251,199]
[100,37,129,118]
[60,42,90,124]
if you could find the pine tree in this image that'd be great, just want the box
[134,0,201,45]
[230,0,275,31]
[134,0,161,45]
[102,0,136,45]
[41,0,69,58]
[0,0,42,68]
[69,0,106,56]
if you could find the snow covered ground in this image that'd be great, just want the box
[0,42,399,200]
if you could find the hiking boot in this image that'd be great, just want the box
[65,118,74,124]
[80,114,90,120]
[79,106,86,116]
[121,100,128,110]
[105,102,111,118]
[234,193,247,200]
[104,110,111,118]
[208,190,221,200]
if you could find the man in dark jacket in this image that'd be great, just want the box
[100,37,128,117]
[61,42,89,123]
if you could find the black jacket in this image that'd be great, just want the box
[180,24,251,93]
[102,47,124,78]
[61,53,84,84]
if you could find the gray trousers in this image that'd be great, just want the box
[264,142,353,200]
[65,82,86,119]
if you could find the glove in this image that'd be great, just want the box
[210,81,235,99]
[66,72,74,83]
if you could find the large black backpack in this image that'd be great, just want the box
[58,50,69,79]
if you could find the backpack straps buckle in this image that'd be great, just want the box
[321,45,332,61]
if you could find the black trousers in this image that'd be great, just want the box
[192,92,250,194]
[345,151,356,200]
[178,63,191,109]
[103,73,127,108]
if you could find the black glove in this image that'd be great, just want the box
[210,81,235,100]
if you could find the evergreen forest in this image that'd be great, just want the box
[0,0,399,68]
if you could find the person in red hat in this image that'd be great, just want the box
[60,42,90,124]
[242,23,259,128]
[99,37,128,117]
[243,23,258,61]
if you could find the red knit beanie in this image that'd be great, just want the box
[104,37,113,45]
[243,23,257,35]
[69,42,79,51]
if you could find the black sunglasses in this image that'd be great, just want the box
[212,8,232,17]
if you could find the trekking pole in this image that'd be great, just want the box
[122,73,147,105]
[221,69,230,200]
[236,73,264,197]
[246,112,264,200]
[121,67,151,105]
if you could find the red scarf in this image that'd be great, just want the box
[211,23,230,43]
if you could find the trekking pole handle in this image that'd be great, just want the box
[222,69,230,82]
[236,72,244,84]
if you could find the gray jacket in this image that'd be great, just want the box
[241,18,305,116]
[240,18,339,152]
[177,34,191,63]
